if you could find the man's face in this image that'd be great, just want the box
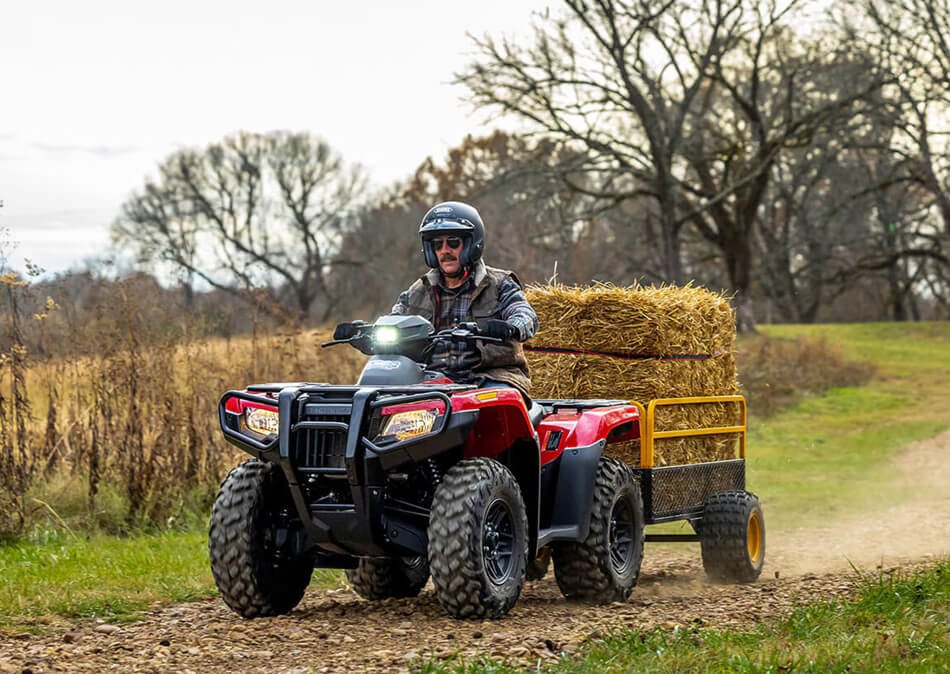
[431,235,465,277]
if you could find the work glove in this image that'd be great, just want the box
[333,322,360,340]
[481,319,518,341]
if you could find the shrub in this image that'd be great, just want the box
[736,334,875,417]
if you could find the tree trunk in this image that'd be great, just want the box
[657,183,683,284]
[723,228,758,334]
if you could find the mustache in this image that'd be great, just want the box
[439,254,458,261]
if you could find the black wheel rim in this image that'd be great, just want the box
[482,499,516,584]
[609,496,636,575]
[401,556,426,570]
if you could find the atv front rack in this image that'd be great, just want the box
[218,383,483,557]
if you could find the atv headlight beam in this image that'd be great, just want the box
[375,326,400,345]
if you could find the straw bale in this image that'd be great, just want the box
[525,283,741,466]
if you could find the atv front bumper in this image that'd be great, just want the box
[219,384,479,558]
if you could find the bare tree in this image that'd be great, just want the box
[827,0,950,315]
[755,141,869,323]
[863,0,950,233]
[331,131,612,317]
[113,131,366,321]
[459,0,886,330]
[458,0,748,286]
[677,8,885,328]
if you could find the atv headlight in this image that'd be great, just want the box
[379,408,437,442]
[245,407,279,436]
[375,326,399,345]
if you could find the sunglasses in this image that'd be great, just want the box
[430,236,463,250]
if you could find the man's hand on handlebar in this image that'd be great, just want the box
[480,319,517,341]
[431,322,505,344]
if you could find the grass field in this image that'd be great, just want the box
[3,321,949,642]
[422,560,950,673]
[0,529,346,631]
[749,323,950,529]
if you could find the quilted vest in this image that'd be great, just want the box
[401,263,531,396]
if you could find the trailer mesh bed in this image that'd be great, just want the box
[636,459,745,523]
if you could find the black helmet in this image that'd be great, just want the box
[418,201,485,269]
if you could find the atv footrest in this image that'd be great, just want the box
[644,533,700,542]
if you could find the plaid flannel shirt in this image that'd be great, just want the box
[392,262,538,379]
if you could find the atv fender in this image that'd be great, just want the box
[505,437,541,559]
[537,439,606,547]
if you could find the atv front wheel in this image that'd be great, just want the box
[700,490,765,583]
[346,556,429,600]
[209,459,313,618]
[428,458,529,619]
[553,457,644,602]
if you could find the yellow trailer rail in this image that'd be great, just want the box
[630,394,747,469]
[627,395,748,525]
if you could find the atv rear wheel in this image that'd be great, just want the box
[428,458,529,619]
[553,457,644,602]
[346,556,429,600]
[700,490,765,583]
[209,459,313,618]
[526,547,552,581]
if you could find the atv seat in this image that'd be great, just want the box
[527,400,546,427]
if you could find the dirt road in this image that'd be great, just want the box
[3,430,948,674]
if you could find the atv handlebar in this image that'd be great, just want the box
[430,322,504,345]
[320,320,504,350]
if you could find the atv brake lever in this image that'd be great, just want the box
[320,335,361,348]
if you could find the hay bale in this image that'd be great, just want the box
[525,283,741,466]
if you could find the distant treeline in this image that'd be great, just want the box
[21,0,950,333]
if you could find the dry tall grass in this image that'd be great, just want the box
[0,273,872,539]
[1,280,366,537]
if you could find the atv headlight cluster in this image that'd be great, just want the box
[374,326,400,345]
[378,408,438,442]
[245,407,279,436]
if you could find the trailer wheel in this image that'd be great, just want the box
[209,459,313,618]
[553,457,644,602]
[700,490,765,583]
[346,556,429,600]
[428,458,529,619]
[526,547,552,581]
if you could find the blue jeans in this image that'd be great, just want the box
[479,379,514,390]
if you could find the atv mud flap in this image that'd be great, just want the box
[536,439,605,547]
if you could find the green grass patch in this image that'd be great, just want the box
[0,528,343,632]
[746,322,950,529]
[5,322,949,631]
[420,559,950,673]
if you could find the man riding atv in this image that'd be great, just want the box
[390,201,538,399]
[209,204,763,623]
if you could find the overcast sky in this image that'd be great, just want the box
[1,0,548,275]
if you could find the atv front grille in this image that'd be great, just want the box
[636,459,745,523]
[293,414,349,471]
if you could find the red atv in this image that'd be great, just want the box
[211,315,764,620]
